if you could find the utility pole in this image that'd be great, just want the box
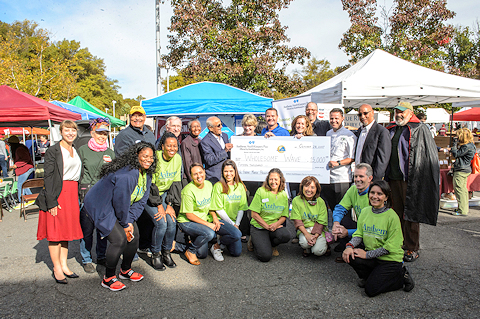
[155,0,163,96]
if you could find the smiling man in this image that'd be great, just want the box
[322,108,357,216]
[199,116,232,184]
[331,163,373,255]
[114,105,155,157]
[261,108,289,138]
[305,102,331,136]
[386,101,439,263]
[354,104,391,180]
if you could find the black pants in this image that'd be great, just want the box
[79,207,108,261]
[348,258,404,297]
[337,215,358,249]
[321,182,350,211]
[105,221,139,278]
[250,225,291,262]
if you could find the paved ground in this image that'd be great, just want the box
[1,202,480,318]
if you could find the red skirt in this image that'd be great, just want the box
[37,181,83,242]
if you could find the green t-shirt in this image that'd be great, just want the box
[352,207,404,262]
[339,184,370,219]
[152,152,182,195]
[130,171,147,205]
[249,187,289,229]
[290,196,328,236]
[210,182,248,222]
[178,181,213,223]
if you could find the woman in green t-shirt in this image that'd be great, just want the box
[342,180,414,297]
[210,159,247,261]
[144,132,183,270]
[291,176,329,257]
[249,168,291,262]
[178,163,242,265]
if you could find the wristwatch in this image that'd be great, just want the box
[337,160,341,166]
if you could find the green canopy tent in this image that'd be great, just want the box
[68,96,125,127]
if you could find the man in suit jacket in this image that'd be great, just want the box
[354,104,391,180]
[199,116,233,184]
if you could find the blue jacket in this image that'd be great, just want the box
[83,166,152,237]
[199,131,229,184]
[114,125,156,157]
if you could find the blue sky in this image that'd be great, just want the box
[1,0,478,99]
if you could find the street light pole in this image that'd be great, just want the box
[112,100,116,135]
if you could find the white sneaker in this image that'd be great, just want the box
[210,245,224,261]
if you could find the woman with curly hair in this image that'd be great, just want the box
[83,142,156,291]
[290,115,315,139]
[249,168,291,262]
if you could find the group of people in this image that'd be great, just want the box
[32,99,448,297]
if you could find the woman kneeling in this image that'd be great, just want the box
[342,180,414,297]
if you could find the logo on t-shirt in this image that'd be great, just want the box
[103,155,112,162]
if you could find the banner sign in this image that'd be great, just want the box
[272,95,312,130]
[231,136,331,183]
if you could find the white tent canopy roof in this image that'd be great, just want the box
[425,108,450,123]
[300,49,480,108]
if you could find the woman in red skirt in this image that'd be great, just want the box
[36,120,83,284]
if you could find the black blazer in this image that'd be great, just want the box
[354,121,391,180]
[35,143,69,211]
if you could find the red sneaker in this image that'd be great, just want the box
[101,276,126,292]
[119,269,144,282]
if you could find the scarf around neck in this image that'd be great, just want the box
[88,137,108,152]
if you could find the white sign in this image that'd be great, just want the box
[344,112,379,129]
[231,136,331,183]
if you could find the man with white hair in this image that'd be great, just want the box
[386,101,439,262]
[156,116,183,150]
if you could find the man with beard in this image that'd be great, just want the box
[386,101,439,262]
[261,108,290,138]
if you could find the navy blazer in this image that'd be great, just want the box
[354,121,391,180]
[199,131,229,184]
[83,166,152,237]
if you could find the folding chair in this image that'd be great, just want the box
[20,178,44,221]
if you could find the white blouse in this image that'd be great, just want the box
[61,145,82,181]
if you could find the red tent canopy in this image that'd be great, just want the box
[451,108,480,122]
[0,85,81,126]
[0,127,51,135]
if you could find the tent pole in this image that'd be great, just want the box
[30,126,36,178]
[449,107,454,147]
[48,120,53,145]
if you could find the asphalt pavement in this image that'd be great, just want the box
[1,202,480,318]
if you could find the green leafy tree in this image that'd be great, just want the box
[297,58,336,90]
[162,0,310,97]
[445,24,480,79]
[339,0,455,70]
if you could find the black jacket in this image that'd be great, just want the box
[35,143,67,211]
[354,121,391,180]
[452,142,476,173]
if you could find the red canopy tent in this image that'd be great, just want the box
[451,108,480,122]
[0,85,81,126]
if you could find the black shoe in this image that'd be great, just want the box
[357,278,366,288]
[83,263,96,273]
[96,258,106,266]
[151,252,165,271]
[403,266,415,292]
[162,250,177,268]
[52,273,67,284]
[64,272,79,278]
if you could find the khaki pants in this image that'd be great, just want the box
[453,171,470,215]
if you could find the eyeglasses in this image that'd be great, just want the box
[358,111,371,117]
[215,124,222,128]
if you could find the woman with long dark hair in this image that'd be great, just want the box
[36,120,83,284]
[249,168,291,262]
[342,180,414,297]
[210,159,247,260]
[83,142,156,291]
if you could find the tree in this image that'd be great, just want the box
[296,58,336,91]
[339,0,455,70]
[445,24,480,79]
[162,0,310,97]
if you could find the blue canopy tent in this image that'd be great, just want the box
[142,81,273,116]
[50,100,102,120]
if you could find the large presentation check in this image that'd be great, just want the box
[231,136,331,183]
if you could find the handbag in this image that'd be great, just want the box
[472,152,480,174]
[78,183,92,204]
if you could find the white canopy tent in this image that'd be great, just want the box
[299,49,480,108]
[425,108,450,124]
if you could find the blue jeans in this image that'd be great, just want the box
[144,204,177,253]
[17,167,34,202]
[179,220,242,258]
[0,155,8,178]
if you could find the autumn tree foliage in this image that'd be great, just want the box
[445,24,480,79]
[162,0,310,97]
[339,0,455,70]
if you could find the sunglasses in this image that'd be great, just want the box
[215,124,222,128]
[358,111,371,116]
